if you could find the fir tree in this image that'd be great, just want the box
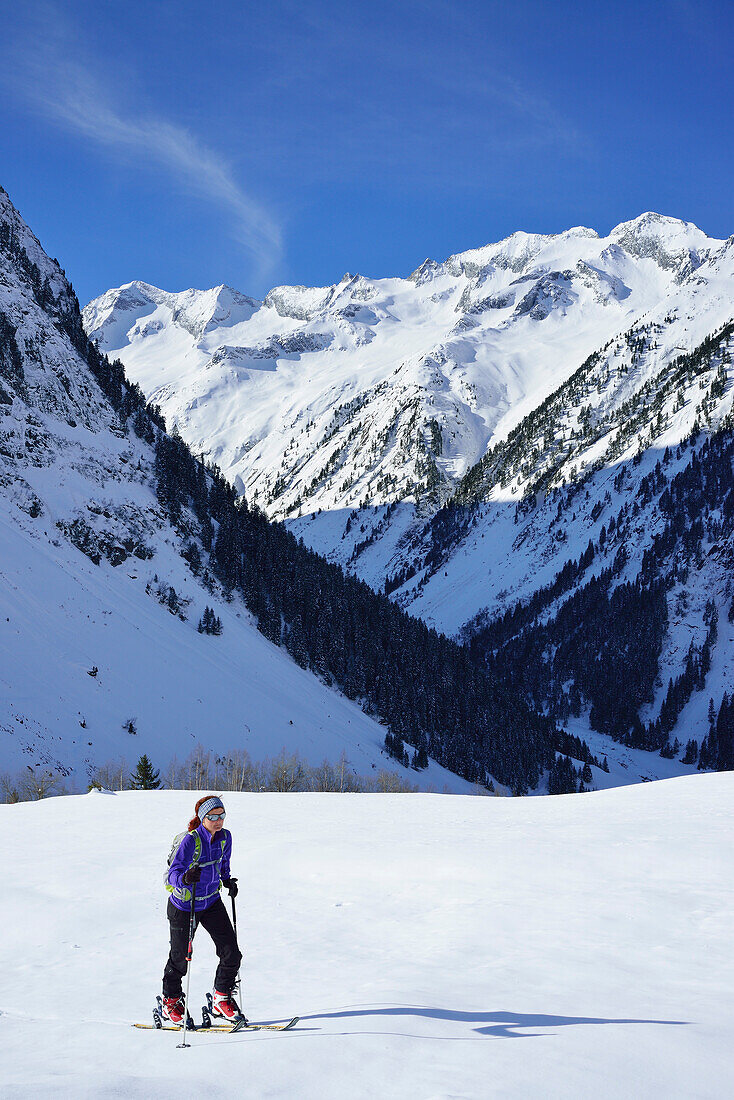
[682,739,698,765]
[130,754,161,790]
[198,606,223,634]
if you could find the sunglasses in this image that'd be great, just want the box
[206,811,226,820]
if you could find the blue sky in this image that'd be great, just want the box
[2,0,732,304]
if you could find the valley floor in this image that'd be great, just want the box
[1,777,731,1098]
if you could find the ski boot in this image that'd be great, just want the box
[155,994,195,1029]
[202,990,248,1027]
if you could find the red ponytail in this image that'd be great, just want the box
[188,794,218,832]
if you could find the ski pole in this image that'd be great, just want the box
[178,883,197,1049]
[231,893,242,1007]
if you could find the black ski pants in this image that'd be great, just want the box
[162,896,242,998]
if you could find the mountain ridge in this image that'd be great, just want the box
[84,211,723,540]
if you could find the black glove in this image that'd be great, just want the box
[183,865,202,884]
[222,876,238,898]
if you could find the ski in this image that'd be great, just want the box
[133,999,299,1034]
[234,1017,299,1032]
[202,996,299,1031]
[132,1018,299,1033]
[133,1022,243,1033]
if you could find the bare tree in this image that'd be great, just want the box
[19,765,66,800]
[0,772,20,803]
[187,745,212,790]
[163,754,184,790]
[310,752,361,792]
[268,751,307,792]
[215,750,255,792]
[89,758,130,792]
[372,769,418,794]
[309,759,341,792]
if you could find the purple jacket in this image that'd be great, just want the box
[167,824,232,912]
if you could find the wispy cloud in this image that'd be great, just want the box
[12,18,282,283]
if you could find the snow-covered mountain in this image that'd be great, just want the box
[394,233,734,617]
[0,184,473,793]
[84,214,721,542]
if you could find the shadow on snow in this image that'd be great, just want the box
[297,1006,689,1038]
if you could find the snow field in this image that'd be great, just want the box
[1,776,731,1098]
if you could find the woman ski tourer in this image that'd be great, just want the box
[161,794,243,1025]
